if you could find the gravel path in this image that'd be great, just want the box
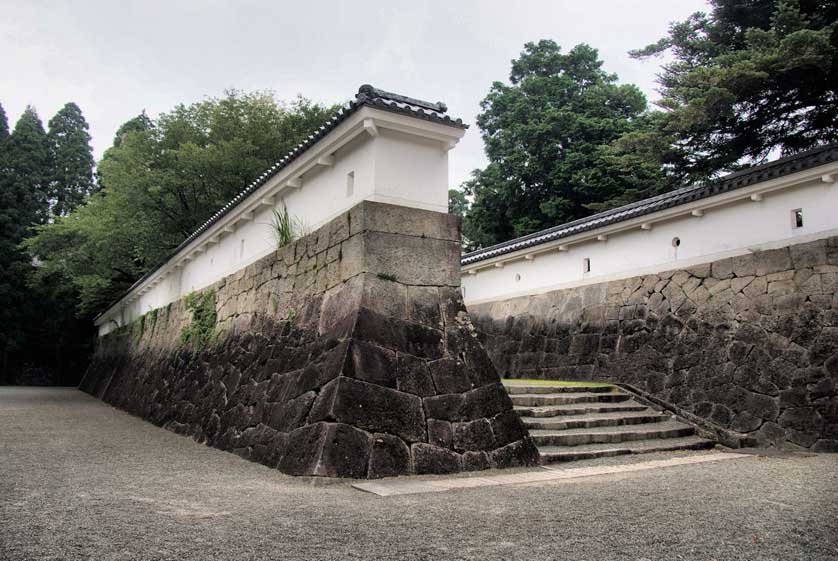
[2,387,837,561]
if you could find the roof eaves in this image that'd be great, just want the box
[461,143,838,266]
[96,84,467,321]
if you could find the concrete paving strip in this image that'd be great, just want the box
[352,452,753,497]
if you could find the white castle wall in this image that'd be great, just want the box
[97,106,463,336]
[462,168,838,306]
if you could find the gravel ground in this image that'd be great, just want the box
[1,387,837,561]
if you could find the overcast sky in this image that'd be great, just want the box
[1,0,709,188]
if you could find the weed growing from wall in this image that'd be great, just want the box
[272,206,296,248]
[376,273,398,282]
[179,290,218,354]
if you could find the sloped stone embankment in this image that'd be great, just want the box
[82,201,539,478]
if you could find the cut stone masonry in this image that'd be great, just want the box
[81,201,539,478]
[470,237,838,453]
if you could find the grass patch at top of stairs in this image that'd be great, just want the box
[501,379,615,388]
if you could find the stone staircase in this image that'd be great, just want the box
[506,382,716,463]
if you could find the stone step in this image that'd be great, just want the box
[538,436,716,463]
[514,402,650,417]
[503,384,616,395]
[521,411,670,431]
[529,421,695,447]
[510,392,631,407]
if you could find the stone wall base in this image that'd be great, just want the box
[81,201,539,478]
[470,236,838,452]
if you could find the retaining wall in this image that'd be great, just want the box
[470,236,838,452]
[81,201,538,478]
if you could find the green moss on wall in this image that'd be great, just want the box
[179,290,218,353]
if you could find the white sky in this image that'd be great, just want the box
[1,0,709,188]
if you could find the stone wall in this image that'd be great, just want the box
[81,201,538,478]
[470,237,838,452]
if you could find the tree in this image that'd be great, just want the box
[0,103,8,142]
[462,40,668,249]
[3,107,51,229]
[28,91,336,316]
[448,188,469,217]
[0,106,52,382]
[47,102,96,218]
[632,0,838,180]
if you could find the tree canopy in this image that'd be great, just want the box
[632,0,838,180]
[47,102,97,218]
[461,40,668,249]
[28,91,336,315]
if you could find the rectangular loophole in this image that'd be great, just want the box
[583,258,591,273]
[346,171,355,197]
[791,208,803,229]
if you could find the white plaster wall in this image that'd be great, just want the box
[370,129,449,213]
[98,128,452,335]
[463,177,838,305]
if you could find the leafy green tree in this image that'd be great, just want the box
[632,0,838,179]
[28,91,336,315]
[463,41,668,249]
[448,188,469,217]
[47,102,96,217]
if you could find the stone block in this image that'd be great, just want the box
[774,293,807,315]
[429,358,472,394]
[395,354,436,397]
[266,391,316,433]
[708,278,731,296]
[733,253,756,277]
[367,433,411,478]
[407,285,441,327]
[671,271,692,286]
[279,422,371,478]
[490,410,529,447]
[358,273,409,321]
[345,340,398,388]
[754,248,792,276]
[364,231,460,287]
[742,277,768,297]
[309,377,426,442]
[353,307,443,360]
[711,258,735,280]
[731,411,762,433]
[766,270,795,282]
[351,200,461,242]
[423,393,466,422]
[412,443,461,474]
[490,438,540,469]
[328,211,350,246]
[427,419,453,448]
[452,418,495,451]
[687,263,711,279]
[790,239,827,268]
[462,451,491,471]
[462,383,510,420]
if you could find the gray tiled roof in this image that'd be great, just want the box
[461,143,838,266]
[100,85,466,318]
[177,85,466,254]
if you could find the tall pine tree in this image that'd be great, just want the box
[5,107,52,230]
[0,103,8,142]
[47,102,96,218]
[0,107,52,383]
